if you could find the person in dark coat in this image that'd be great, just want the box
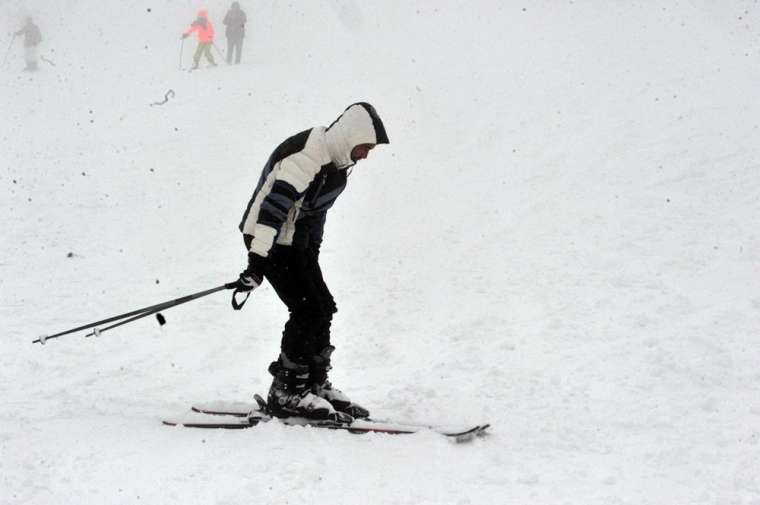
[14,17,42,71]
[223,2,247,64]
[233,103,389,422]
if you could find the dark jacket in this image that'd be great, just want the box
[15,22,42,47]
[223,6,247,39]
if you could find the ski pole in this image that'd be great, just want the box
[33,283,234,345]
[178,37,184,70]
[83,282,240,337]
[212,42,226,63]
[84,294,194,337]
[1,33,17,68]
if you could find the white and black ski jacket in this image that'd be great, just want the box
[239,102,389,258]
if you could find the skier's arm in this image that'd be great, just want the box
[247,155,319,258]
[306,212,327,255]
[182,24,198,37]
[240,161,317,288]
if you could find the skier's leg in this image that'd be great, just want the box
[299,250,370,418]
[306,248,336,355]
[261,246,351,421]
[263,246,323,363]
[204,43,216,65]
[23,45,36,71]
[309,343,369,418]
[226,38,233,64]
[192,43,203,69]
[235,38,243,64]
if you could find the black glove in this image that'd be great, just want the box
[237,253,265,290]
[181,33,188,39]
[235,270,261,292]
[230,253,265,309]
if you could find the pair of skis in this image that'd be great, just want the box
[163,395,489,442]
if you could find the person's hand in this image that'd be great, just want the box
[181,33,188,39]
[235,270,261,292]
[230,270,260,310]
[229,253,265,309]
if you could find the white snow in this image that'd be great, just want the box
[2,1,760,504]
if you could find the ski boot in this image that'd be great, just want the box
[266,353,352,423]
[310,346,370,419]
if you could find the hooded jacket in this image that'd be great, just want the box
[184,10,215,43]
[16,21,42,47]
[223,3,247,39]
[240,102,389,257]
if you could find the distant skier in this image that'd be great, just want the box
[14,17,42,71]
[232,103,389,422]
[181,9,216,70]
[223,2,247,65]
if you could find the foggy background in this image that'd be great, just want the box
[2,1,760,504]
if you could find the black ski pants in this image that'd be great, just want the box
[262,244,336,365]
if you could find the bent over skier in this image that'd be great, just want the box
[233,103,389,422]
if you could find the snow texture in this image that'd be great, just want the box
[2,1,760,504]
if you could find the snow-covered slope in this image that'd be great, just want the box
[2,1,760,504]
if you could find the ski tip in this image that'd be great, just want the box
[253,393,268,411]
[162,416,255,429]
[445,424,491,442]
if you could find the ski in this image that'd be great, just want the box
[163,411,254,429]
[163,397,489,441]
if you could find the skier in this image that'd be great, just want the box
[14,17,42,71]
[223,2,247,65]
[181,9,216,70]
[233,103,389,422]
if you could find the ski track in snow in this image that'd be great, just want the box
[2,1,760,504]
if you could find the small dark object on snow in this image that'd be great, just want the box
[150,89,175,107]
[156,313,166,325]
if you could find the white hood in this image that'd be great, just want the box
[324,103,389,169]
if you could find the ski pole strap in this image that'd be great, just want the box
[231,288,251,310]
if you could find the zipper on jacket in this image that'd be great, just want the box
[309,174,327,207]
